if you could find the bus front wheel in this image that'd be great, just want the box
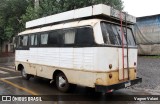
[21,67,31,80]
[56,73,70,92]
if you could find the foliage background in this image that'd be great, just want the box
[0,0,124,42]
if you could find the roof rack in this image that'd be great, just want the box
[26,4,136,29]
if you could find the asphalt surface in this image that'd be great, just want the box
[0,56,160,104]
[133,56,160,94]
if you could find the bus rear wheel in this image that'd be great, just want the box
[21,67,31,80]
[56,73,70,92]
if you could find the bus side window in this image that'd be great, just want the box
[30,35,35,46]
[48,30,62,46]
[20,35,28,47]
[35,35,38,45]
[75,27,94,46]
[64,29,76,44]
[30,34,38,46]
[15,36,19,48]
[40,33,48,45]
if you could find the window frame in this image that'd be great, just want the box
[15,25,96,49]
[75,26,95,46]
[21,35,29,47]
[15,34,29,50]
[40,32,49,47]
[29,33,39,47]
[100,21,136,47]
[48,29,64,47]
[63,28,77,46]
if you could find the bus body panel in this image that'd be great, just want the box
[16,47,137,72]
[15,61,137,88]
[15,47,137,87]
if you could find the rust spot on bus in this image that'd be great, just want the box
[95,68,136,86]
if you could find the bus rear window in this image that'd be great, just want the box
[101,22,136,46]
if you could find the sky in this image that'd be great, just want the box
[122,0,160,17]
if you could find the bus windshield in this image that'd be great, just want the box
[101,22,136,46]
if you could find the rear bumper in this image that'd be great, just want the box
[95,77,142,93]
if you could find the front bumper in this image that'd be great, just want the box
[95,77,142,93]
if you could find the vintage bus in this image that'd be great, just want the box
[15,4,142,92]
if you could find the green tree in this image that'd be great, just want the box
[0,0,124,42]
[22,0,124,24]
[0,0,29,41]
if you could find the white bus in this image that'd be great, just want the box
[15,4,141,92]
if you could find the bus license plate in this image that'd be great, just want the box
[125,82,131,87]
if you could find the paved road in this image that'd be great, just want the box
[0,58,160,104]
[136,57,160,90]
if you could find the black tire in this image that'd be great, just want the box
[56,73,70,92]
[21,67,31,80]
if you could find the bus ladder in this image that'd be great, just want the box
[120,12,130,80]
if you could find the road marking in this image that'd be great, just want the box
[0,70,9,74]
[0,78,38,95]
[1,76,22,80]
[0,66,16,72]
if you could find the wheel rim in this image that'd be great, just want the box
[22,68,27,78]
[58,76,67,88]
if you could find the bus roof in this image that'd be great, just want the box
[26,4,136,29]
[19,19,100,35]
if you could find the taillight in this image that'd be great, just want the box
[109,64,112,69]
[134,62,136,66]
[135,69,137,73]
[109,73,112,79]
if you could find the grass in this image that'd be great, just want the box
[141,55,160,58]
